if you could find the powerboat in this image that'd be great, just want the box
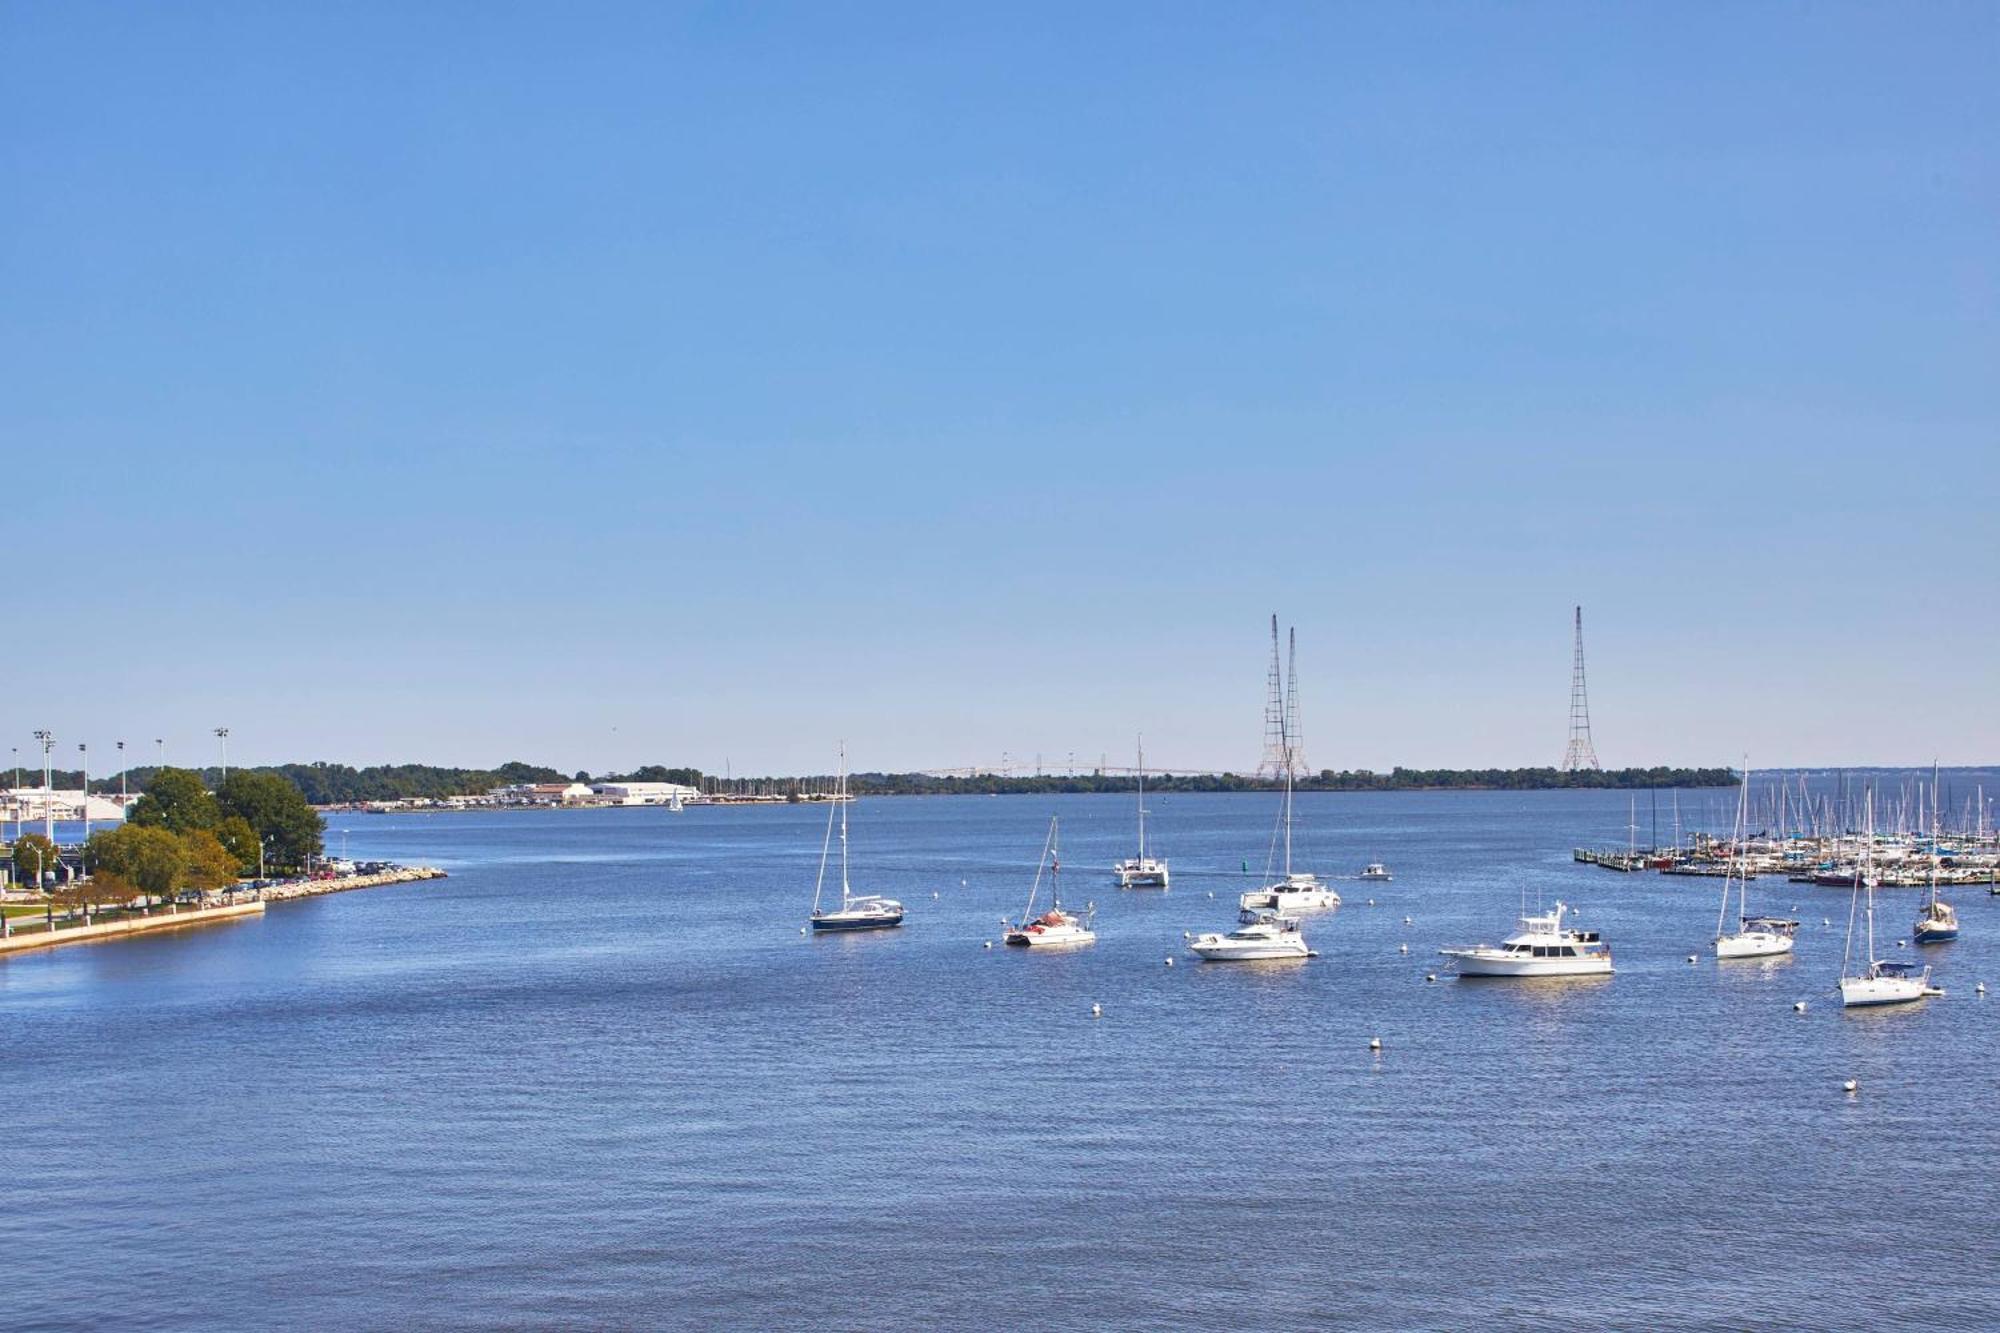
[1004,816,1095,949]
[1359,862,1392,882]
[1188,911,1311,961]
[1439,900,1612,978]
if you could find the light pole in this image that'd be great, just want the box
[155,738,163,770]
[34,845,49,931]
[215,727,229,783]
[79,743,89,844]
[33,730,54,845]
[117,740,126,805]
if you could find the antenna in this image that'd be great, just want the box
[1258,614,1289,780]
[1560,606,1601,772]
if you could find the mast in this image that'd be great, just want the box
[1136,735,1147,861]
[1717,762,1749,940]
[810,745,843,918]
[838,746,851,909]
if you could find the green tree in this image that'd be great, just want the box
[180,829,240,893]
[213,815,260,876]
[53,871,138,926]
[12,833,59,890]
[215,770,323,872]
[86,824,189,906]
[126,767,221,833]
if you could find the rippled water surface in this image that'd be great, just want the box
[5,790,1997,1330]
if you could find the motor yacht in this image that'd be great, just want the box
[1188,910,1311,961]
[1439,900,1611,978]
[1359,862,1392,882]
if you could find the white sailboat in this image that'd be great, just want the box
[808,748,904,933]
[1714,762,1797,959]
[1005,816,1095,948]
[1113,736,1169,889]
[1838,791,1935,1007]
[1913,762,1959,945]
[1239,635,1336,913]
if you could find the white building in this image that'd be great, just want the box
[1,788,129,825]
[491,782,595,805]
[591,781,699,806]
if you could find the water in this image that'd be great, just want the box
[4,790,1996,1330]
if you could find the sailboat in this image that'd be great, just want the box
[1005,816,1095,948]
[1112,736,1169,889]
[808,748,904,933]
[1913,762,1959,945]
[1838,791,1936,1007]
[1714,763,1797,959]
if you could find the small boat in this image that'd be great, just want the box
[1005,817,1095,949]
[1112,736,1170,889]
[1838,791,1934,1008]
[1359,862,1392,882]
[1714,763,1796,960]
[1188,910,1310,962]
[1439,900,1612,978]
[809,748,904,933]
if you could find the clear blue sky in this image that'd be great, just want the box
[4,3,1994,776]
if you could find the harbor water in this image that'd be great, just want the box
[4,789,1997,1329]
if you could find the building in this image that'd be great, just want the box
[491,782,595,806]
[590,781,699,806]
[1,788,129,825]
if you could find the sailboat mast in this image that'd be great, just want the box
[1136,735,1147,861]
[838,745,851,908]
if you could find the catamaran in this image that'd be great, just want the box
[1714,763,1797,959]
[1838,791,1937,1007]
[808,748,904,933]
[1439,900,1612,978]
[1113,736,1169,889]
[1005,816,1095,948]
[1238,742,1336,912]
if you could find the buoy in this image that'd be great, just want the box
[1398,943,1409,954]
[932,891,940,899]
[1091,1003,1102,1018]
[983,940,992,949]
[1842,1078,1858,1094]
[1425,973,1437,983]
[1367,898,1375,906]
[1794,1001,1807,1013]
[1687,954,1698,964]
[1368,1037,1382,1052]
[1896,939,1907,948]
[1823,918,1831,927]
[1402,916,1412,926]
[1207,891,1214,898]
[1977,982,1987,995]
[1164,957,1174,967]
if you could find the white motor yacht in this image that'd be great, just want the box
[1188,910,1311,961]
[1439,900,1612,978]
[1004,817,1096,949]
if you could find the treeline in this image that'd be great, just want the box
[845,766,1737,795]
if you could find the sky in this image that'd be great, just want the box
[2,3,1995,777]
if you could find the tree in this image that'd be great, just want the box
[126,767,221,833]
[215,770,323,872]
[181,830,240,893]
[52,871,138,926]
[86,824,189,906]
[214,815,260,876]
[12,833,58,890]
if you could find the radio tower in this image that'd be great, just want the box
[1560,605,1601,772]
[1284,625,1306,778]
[1258,615,1289,780]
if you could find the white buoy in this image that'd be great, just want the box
[1368,1037,1382,1052]
[1165,957,1174,967]
[1367,898,1376,906]
[1425,973,1437,983]
[1398,943,1409,954]
[1897,939,1907,948]
[1823,918,1831,927]
[1687,954,1698,964]
[932,891,940,899]
[799,926,807,935]
[1978,982,1987,995]
[1794,1001,1807,1013]
[1842,1078,1858,1094]
[1402,916,1412,926]
[1091,1003,1102,1018]
[983,940,992,949]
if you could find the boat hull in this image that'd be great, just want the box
[1839,976,1929,1007]
[1004,927,1095,948]
[810,911,904,933]
[1912,925,1958,944]
[1115,870,1170,889]
[1441,950,1612,978]
[1715,933,1794,959]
